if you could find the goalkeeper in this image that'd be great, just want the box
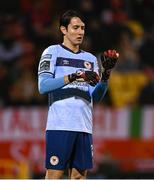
[38,9,119,179]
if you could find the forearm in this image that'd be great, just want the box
[92,49,119,102]
[38,70,100,94]
[38,74,69,94]
[92,81,108,103]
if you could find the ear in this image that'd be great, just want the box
[60,26,67,35]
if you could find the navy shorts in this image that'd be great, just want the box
[45,130,93,170]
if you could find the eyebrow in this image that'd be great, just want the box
[73,24,85,28]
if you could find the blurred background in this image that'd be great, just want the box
[0,0,154,179]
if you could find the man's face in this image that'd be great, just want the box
[62,17,85,45]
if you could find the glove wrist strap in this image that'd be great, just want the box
[68,74,77,83]
[101,69,111,81]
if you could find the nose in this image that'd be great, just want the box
[78,28,84,35]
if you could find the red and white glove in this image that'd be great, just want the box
[68,70,100,86]
[100,49,119,81]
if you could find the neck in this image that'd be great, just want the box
[63,38,79,53]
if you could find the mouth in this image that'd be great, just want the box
[77,37,83,41]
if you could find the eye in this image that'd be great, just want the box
[73,26,79,29]
[81,26,85,30]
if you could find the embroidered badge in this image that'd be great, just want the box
[41,54,52,60]
[84,61,92,70]
[39,61,50,71]
[50,156,59,165]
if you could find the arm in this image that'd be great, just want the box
[38,71,100,94]
[38,73,66,94]
[92,49,119,103]
[92,81,108,103]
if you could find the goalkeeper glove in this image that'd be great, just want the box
[100,49,119,81]
[68,70,100,86]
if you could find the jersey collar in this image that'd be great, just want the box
[60,44,81,54]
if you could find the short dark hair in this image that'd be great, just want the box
[59,9,84,28]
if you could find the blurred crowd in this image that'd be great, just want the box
[0,0,154,106]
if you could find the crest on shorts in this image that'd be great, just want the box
[50,155,59,165]
[84,61,92,70]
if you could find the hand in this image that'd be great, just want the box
[100,49,119,81]
[68,70,100,86]
[101,49,119,70]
